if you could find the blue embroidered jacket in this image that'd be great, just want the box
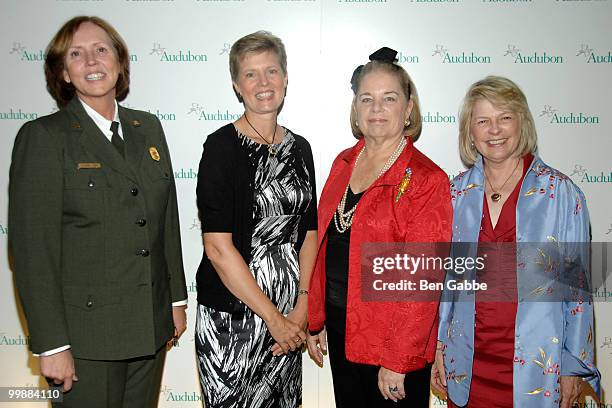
[438,155,601,407]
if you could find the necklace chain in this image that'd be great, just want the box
[334,137,407,233]
[484,158,521,203]
[244,114,278,156]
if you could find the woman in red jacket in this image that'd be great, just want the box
[306,47,452,407]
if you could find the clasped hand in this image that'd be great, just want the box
[268,302,307,356]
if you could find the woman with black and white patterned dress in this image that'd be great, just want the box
[194,31,318,408]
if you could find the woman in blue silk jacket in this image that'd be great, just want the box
[431,76,600,408]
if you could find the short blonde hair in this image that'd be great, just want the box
[349,61,422,141]
[458,76,538,166]
[45,16,130,108]
[229,30,287,82]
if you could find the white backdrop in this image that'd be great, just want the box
[1,1,611,407]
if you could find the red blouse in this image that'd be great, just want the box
[449,155,531,408]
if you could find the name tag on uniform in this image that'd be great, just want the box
[77,162,102,169]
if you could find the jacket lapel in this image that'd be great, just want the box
[66,98,139,183]
[118,105,146,173]
[317,140,363,248]
[456,158,485,243]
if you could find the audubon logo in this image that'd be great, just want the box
[1,108,38,121]
[174,168,198,180]
[187,103,241,121]
[593,288,612,301]
[160,385,203,403]
[573,400,612,408]
[577,44,612,64]
[430,394,447,408]
[422,111,456,124]
[150,43,207,63]
[219,43,231,56]
[188,218,201,232]
[0,332,30,346]
[147,109,176,121]
[122,103,174,120]
[10,42,44,61]
[504,44,563,64]
[0,223,7,235]
[411,0,459,3]
[539,105,600,125]
[432,44,491,64]
[337,0,387,3]
[569,164,611,184]
[397,51,419,64]
[187,281,197,294]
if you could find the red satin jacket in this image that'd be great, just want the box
[308,137,452,373]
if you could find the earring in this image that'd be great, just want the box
[470,141,475,149]
[404,118,410,127]
[355,121,359,128]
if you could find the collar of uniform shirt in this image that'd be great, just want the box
[79,98,121,141]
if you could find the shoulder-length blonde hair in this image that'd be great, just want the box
[45,16,130,108]
[458,76,537,166]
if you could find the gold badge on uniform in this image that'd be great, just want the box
[132,120,141,127]
[149,146,161,161]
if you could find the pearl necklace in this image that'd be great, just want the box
[333,137,407,233]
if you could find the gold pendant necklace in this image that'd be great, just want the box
[484,158,521,203]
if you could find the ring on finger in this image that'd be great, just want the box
[389,386,399,393]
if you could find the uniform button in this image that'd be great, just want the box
[88,181,95,188]
[130,187,139,196]
[136,218,147,227]
[137,249,150,257]
[86,299,94,308]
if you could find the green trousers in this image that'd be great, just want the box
[53,346,167,408]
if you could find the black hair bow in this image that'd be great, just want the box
[350,47,399,93]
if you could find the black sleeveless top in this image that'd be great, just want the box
[325,187,364,333]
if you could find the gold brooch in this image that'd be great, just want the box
[395,168,412,202]
[132,120,141,127]
[149,146,160,161]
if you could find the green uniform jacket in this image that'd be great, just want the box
[9,98,187,360]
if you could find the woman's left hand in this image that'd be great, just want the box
[378,366,406,402]
[171,305,187,340]
[271,300,307,356]
[559,376,583,408]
